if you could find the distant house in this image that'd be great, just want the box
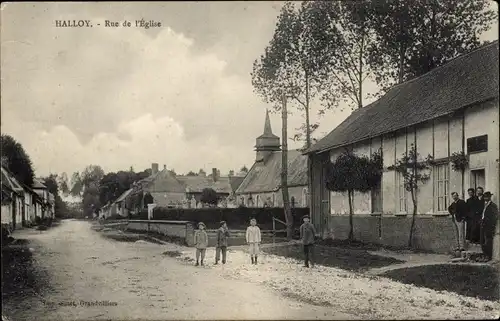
[177,168,236,208]
[113,188,134,217]
[1,166,25,230]
[304,41,499,254]
[235,110,308,208]
[112,163,243,211]
[33,178,52,219]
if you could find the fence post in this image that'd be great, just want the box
[272,217,276,236]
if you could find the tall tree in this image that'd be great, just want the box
[57,172,70,196]
[390,144,433,247]
[252,1,339,149]
[81,165,105,190]
[368,0,497,89]
[281,96,293,240]
[0,134,35,187]
[79,165,105,216]
[304,0,375,111]
[70,172,83,196]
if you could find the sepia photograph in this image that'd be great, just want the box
[1,1,499,320]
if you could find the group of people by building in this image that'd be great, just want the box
[448,187,498,261]
[191,188,497,267]
[193,215,317,267]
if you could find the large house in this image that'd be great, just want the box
[235,110,309,208]
[1,166,45,230]
[1,167,25,230]
[304,41,499,255]
[106,164,245,216]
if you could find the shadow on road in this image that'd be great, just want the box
[1,239,51,305]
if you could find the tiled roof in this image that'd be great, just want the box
[236,150,308,194]
[1,166,24,194]
[305,41,499,154]
[229,176,245,192]
[33,179,47,189]
[176,176,233,194]
[140,169,186,193]
[114,188,133,203]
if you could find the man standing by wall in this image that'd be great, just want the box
[480,192,498,262]
[448,192,468,252]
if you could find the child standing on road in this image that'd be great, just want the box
[215,221,230,265]
[194,222,208,266]
[246,218,261,264]
[299,215,316,268]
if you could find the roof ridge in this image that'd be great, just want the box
[390,40,498,91]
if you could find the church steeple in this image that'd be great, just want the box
[255,109,280,163]
[263,109,274,137]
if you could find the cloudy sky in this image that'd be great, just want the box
[1,2,498,177]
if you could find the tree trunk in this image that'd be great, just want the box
[398,42,405,84]
[408,189,417,247]
[348,190,354,241]
[357,30,365,109]
[281,95,293,240]
[305,74,311,149]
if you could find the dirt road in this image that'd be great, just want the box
[2,220,355,320]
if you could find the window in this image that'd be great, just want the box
[467,135,488,154]
[434,163,450,212]
[397,172,407,212]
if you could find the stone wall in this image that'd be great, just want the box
[127,220,195,246]
[326,214,457,253]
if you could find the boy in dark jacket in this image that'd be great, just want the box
[215,221,230,265]
[299,215,316,268]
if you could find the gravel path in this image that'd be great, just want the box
[2,220,355,320]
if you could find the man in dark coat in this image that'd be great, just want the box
[480,192,498,261]
[465,188,480,243]
[448,192,468,251]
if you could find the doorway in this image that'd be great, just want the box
[470,169,486,190]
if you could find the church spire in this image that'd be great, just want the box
[263,109,274,136]
[255,109,280,163]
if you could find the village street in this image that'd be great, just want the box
[2,219,356,320]
[3,220,499,321]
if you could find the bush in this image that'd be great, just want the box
[150,207,308,230]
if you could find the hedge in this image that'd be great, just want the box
[129,207,309,230]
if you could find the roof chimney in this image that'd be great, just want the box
[212,168,217,182]
[152,163,159,175]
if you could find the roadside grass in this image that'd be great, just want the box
[382,264,500,302]
[1,240,50,301]
[263,243,404,272]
